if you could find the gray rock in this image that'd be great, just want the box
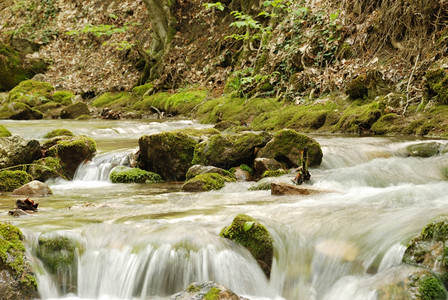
[253,157,284,178]
[0,135,41,169]
[170,281,248,300]
[12,180,52,197]
[60,101,90,119]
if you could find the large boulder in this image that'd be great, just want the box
[7,102,43,120]
[0,170,32,192]
[170,281,248,300]
[403,216,448,287]
[138,131,198,181]
[220,214,274,279]
[60,101,90,119]
[43,135,96,179]
[12,180,52,197]
[7,80,54,106]
[253,157,284,179]
[271,182,325,196]
[192,132,272,169]
[0,223,39,299]
[256,129,322,168]
[182,173,236,192]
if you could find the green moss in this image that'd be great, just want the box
[345,76,368,100]
[333,102,382,133]
[92,92,134,108]
[183,173,236,191]
[0,170,32,192]
[132,83,154,96]
[164,89,208,115]
[424,68,447,100]
[109,167,163,183]
[417,275,446,300]
[240,164,253,174]
[204,287,221,300]
[261,170,288,178]
[220,214,273,278]
[43,129,74,139]
[187,284,200,293]
[36,235,77,274]
[433,75,448,105]
[420,217,448,240]
[76,114,91,120]
[0,124,12,137]
[28,156,64,181]
[51,90,74,105]
[7,80,54,107]
[371,113,400,135]
[248,181,271,191]
[132,92,171,111]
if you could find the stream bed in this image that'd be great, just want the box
[1,119,448,300]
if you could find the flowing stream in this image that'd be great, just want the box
[1,119,448,300]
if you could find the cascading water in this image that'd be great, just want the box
[2,120,448,300]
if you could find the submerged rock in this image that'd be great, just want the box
[271,182,324,196]
[12,180,52,197]
[406,142,446,158]
[170,281,248,300]
[43,128,74,139]
[182,173,236,192]
[0,135,41,169]
[0,170,32,192]
[220,214,274,279]
[0,223,38,299]
[256,129,322,168]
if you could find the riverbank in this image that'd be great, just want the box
[1,77,448,138]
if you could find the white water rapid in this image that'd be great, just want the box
[1,120,448,300]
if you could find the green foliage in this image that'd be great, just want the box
[43,129,74,139]
[203,2,225,11]
[109,167,163,184]
[0,125,12,137]
[0,170,32,192]
[240,164,253,174]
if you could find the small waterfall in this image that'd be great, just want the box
[73,150,134,182]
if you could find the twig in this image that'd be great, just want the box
[402,53,420,115]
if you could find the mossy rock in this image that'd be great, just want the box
[220,214,274,278]
[185,165,236,181]
[0,43,47,91]
[0,170,32,192]
[6,102,43,120]
[407,142,445,158]
[261,170,288,178]
[424,68,448,101]
[164,89,208,115]
[376,266,447,300]
[60,101,90,119]
[333,102,382,133]
[371,113,401,135]
[0,135,42,169]
[51,90,74,105]
[36,235,78,274]
[0,124,12,137]
[433,76,448,105]
[76,114,91,120]
[44,135,96,179]
[192,132,272,169]
[248,179,272,191]
[403,216,448,288]
[43,129,74,139]
[256,129,322,168]
[132,92,171,111]
[109,166,163,183]
[7,80,54,106]
[171,282,245,300]
[138,130,199,181]
[182,173,236,192]
[0,223,38,299]
[345,76,368,100]
[27,156,64,181]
